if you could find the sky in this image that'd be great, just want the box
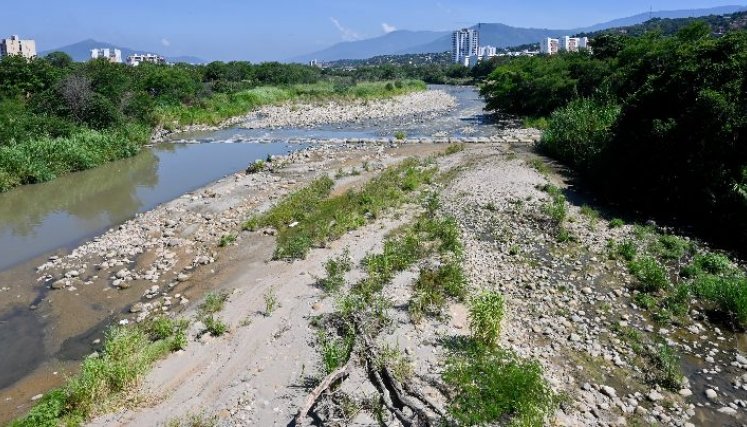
[0,0,743,61]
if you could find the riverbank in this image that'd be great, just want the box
[0,80,427,193]
[19,142,738,427]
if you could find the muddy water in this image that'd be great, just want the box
[0,143,298,272]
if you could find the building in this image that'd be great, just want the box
[452,28,479,64]
[309,59,322,68]
[90,48,122,63]
[479,45,497,58]
[0,35,37,59]
[540,37,560,55]
[540,36,589,55]
[126,53,166,66]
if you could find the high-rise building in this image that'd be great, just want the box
[0,35,37,60]
[540,38,560,55]
[91,48,122,63]
[452,28,479,64]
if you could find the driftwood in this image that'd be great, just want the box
[294,359,352,426]
[294,314,448,426]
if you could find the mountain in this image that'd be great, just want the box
[577,5,747,32]
[39,39,206,64]
[294,5,747,62]
[291,30,449,63]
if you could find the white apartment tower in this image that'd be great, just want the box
[91,48,122,63]
[0,35,37,59]
[452,28,479,64]
[541,36,589,55]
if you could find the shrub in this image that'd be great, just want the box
[609,218,625,228]
[318,250,352,293]
[539,99,620,171]
[202,315,228,337]
[469,291,505,349]
[443,346,556,426]
[629,256,669,292]
[692,273,747,327]
[409,262,468,322]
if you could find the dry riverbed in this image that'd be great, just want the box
[41,143,740,427]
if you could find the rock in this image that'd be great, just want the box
[736,354,747,365]
[569,333,581,342]
[601,385,617,399]
[679,389,693,397]
[115,269,129,279]
[705,389,718,401]
[647,390,664,402]
[177,273,190,282]
[581,287,593,295]
[718,406,737,415]
[31,394,43,401]
[130,302,145,313]
[50,279,68,290]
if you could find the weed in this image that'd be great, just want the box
[318,250,352,293]
[445,144,465,155]
[651,234,691,260]
[609,218,625,229]
[443,345,556,426]
[580,205,600,222]
[165,412,219,427]
[629,256,669,292]
[318,331,355,374]
[218,234,237,247]
[634,293,658,310]
[633,223,657,240]
[540,184,567,226]
[609,239,637,261]
[469,291,505,349]
[692,273,747,327]
[377,344,413,382]
[409,262,468,323]
[394,131,406,141]
[509,244,521,256]
[199,292,229,316]
[528,158,551,175]
[555,226,573,243]
[245,160,265,174]
[692,252,733,275]
[202,315,228,337]
[263,287,279,316]
[650,342,683,390]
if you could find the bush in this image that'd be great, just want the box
[539,99,620,171]
[692,273,747,327]
[629,256,669,292]
[469,291,505,349]
[444,345,556,426]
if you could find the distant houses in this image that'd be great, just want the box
[540,36,590,55]
[126,53,166,66]
[90,48,122,63]
[0,35,37,59]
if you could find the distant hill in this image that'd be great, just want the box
[577,5,747,32]
[293,5,747,63]
[292,30,449,63]
[39,39,206,64]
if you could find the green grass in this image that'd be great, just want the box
[651,234,692,260]
[263,287,279,316]
[318,330,355,375]
[609,218,625,229]
[443,343,556,427]
[11,322,187,427]
[409,261,468,323]
[165,412,219,427]
[247,159,435,260]
[445,144,466,155]
[317,250,353,293]
[199,292,229,316]
[0,124,148,192]
[608,239,638,261]
[394,131,407,141]
[155,80,426,128]
[580,205,600,221]
[528,158,551,175]
[218,234,237,247]
[202,315,228,337]
[629,256,669,292]
[539,184,567,226]
[469,291,505,349]
[692,273,747,327]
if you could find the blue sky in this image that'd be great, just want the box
[0,0,743,61]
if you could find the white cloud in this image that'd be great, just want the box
[329,17,360,41]
[161,38,171,47]
[382,22,397,33]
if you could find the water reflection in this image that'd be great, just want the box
[0,142,297,271]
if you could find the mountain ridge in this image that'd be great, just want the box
[293,5,747,62]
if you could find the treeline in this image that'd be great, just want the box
[481,22,747,251]
[0,53,424,191]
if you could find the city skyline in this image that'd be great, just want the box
[0,0,743,62]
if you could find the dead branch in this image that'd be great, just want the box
[295,359,352,426]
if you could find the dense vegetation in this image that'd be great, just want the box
[481,22,747,252]
[0,55,425,191]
